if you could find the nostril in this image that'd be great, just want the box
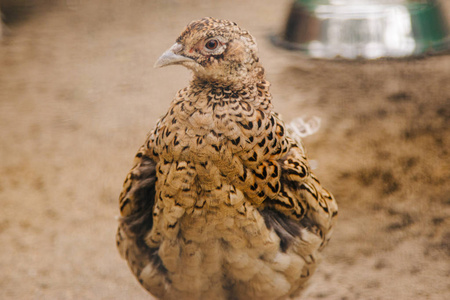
[169,43,183,54]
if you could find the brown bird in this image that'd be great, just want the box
[116,17,337,300]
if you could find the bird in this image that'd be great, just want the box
[116,17,338,300]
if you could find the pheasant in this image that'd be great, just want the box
[116,17,337,300]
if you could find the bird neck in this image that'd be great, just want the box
[191,65,266,92]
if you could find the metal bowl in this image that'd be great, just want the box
[272,0,450,59]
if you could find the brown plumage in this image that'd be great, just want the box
[116,17,338,300]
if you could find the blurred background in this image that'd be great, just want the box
[0,0,449,299]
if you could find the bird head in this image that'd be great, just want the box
[155,17,263,86]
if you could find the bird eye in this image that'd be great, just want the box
[205,39,219,50]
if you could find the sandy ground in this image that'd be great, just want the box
[0,1,449,299]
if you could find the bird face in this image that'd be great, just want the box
[155,17,261,85]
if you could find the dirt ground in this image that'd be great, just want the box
[0,1,449,299]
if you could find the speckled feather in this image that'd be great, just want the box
[116,17,337,300]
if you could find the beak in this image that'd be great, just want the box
[154,43,194,68]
